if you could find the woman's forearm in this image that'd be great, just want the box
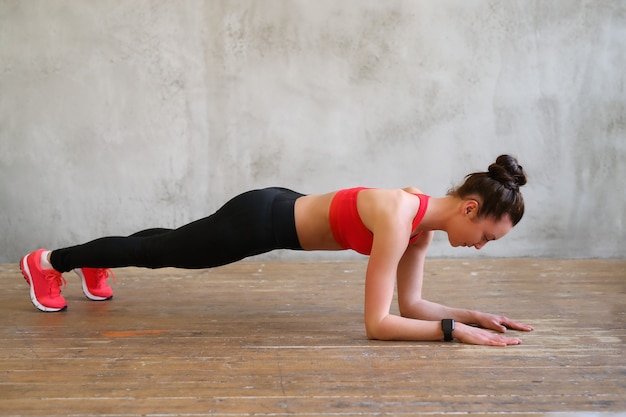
[366,312,525,346]
[399,298,477,324]
[365,313,445,341]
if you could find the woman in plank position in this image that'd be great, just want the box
[21,154,533,346]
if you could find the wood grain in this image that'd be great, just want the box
[1,259,624,416]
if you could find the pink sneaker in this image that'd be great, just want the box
[20,249,67,312]
[74,268,115,301]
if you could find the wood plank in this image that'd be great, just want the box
[0,259,624,416]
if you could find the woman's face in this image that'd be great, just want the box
[448,200,513,250]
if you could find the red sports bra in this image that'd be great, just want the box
[329,187,430,256]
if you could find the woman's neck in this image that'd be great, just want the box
[418,196,461,232]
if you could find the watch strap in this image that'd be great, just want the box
[441,319,455,342]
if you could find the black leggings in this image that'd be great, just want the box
[50,188,305,272]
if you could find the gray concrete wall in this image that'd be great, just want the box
[1,0,625,263]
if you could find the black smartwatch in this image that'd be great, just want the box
[441,319,455,342]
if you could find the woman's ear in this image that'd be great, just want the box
[463,199,480,218]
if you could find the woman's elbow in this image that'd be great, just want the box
[365,325,379,340]
[398,299,424,320]
[366,328,388,341]
[365,319,393,341]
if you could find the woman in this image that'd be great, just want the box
[20,154,533,346]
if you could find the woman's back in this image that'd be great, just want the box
[294,188,424,252]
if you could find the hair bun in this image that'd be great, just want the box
[488,155,527,191]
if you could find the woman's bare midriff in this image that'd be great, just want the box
[294,192,344,251]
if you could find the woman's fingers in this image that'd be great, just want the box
[478,313,534,333]
[455,323,523,346]
[502,317,534,332]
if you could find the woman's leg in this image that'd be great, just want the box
[129,228,173,238]
[50,188,304,272]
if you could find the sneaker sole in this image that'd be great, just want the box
[74,269,113,301]
[20,256,67,312]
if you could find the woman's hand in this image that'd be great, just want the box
[472,311,534,333]
[453,322,525,346]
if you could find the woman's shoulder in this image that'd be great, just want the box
[401,186,424,195]
[361,187,425,203]
[360,188,421,219]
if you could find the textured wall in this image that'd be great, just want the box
[1,0,625,262]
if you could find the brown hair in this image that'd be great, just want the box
[448,155,527,226]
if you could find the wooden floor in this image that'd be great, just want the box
[1,258,624,416]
